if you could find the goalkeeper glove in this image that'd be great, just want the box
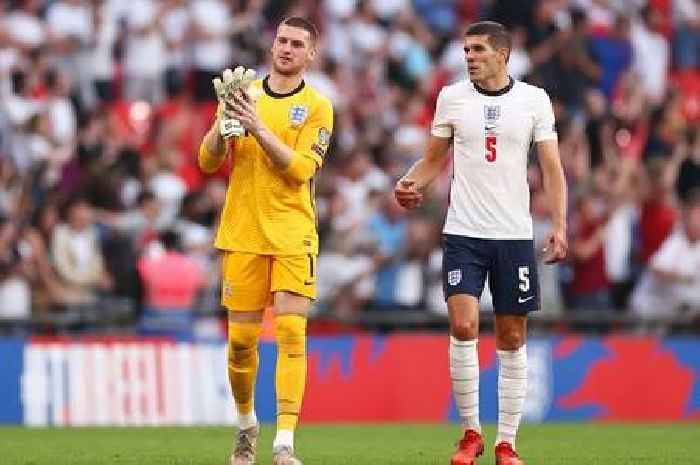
[212,66,257,139]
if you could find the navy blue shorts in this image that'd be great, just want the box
[442,234,540,315]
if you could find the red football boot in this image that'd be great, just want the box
[450,429,484,465]
[494,441,524,465]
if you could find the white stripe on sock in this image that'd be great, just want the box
[450,336,480,432]
[496,345,527,447]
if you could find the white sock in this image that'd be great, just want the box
[273,429,294,450]
[496,345,527,447]
[449,336,481,432]
[237,409,258,430]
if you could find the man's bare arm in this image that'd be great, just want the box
[394,135,451,209]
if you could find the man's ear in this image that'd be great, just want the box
[498,47,510,64]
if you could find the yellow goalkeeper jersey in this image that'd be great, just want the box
[212,76,333,255]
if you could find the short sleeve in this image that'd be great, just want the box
[533,89,557,142]
[431,88,453,139]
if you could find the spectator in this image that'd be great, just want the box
[366,192,408,309]
[672,0,700,70]
[676,128,700,204]
[630,191,700,318]
[137,229,205,337]
[123,0,166,103]
[45,0,94,108]
[0,217,30,321]
[50,196,112,305]
[190,0,232,101]
[589,15,632,99]
[639,158,678,267]
[568,189,612,311]
[631,6,670,105]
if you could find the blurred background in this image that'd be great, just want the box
[0,0,699,429]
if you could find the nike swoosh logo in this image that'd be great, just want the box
[518,296,534,304]
[304,280,314,286]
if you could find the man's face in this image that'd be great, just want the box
[464,35,507,82]
[271,24,316,76]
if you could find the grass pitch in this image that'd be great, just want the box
[1,423,699,465]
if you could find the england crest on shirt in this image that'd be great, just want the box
[289,104,309,127]
[447,269,462,286]
[484,105,501,121]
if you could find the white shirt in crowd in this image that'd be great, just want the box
[46,1,93,46]
[162,4,191,70]
[631,228,700,317]
[631,19,669,104]
[431,79,557,240]
[3,10,45,49]
[124,0,165,78]
[190,0,232,71]
[673,0,699,23]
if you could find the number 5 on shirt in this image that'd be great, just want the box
[485,135,497,162]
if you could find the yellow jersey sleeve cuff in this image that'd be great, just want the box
[198,142,225,174]
[285,152,318,183]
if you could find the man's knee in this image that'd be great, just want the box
[496,329,526,350]
[450,319,479,341]
[228,318,263,360]
[274,314,307,349]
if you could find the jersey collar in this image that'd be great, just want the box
[473,76,514,97]
[263,75,305,98]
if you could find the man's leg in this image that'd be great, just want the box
[448,294,481,433]
[221,252,271,465]
[448,293,485,465]
[488,238,537,465]
[493,314,527,465]
[228,311,264,428]
[272,291,309,465]
[443,235,490,465]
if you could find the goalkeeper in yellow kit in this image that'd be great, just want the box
[198,17,332,465]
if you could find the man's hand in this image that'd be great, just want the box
[212,66,256,139]
[542,227,567,264]
[394,178,424,210]
[230,88,264,137]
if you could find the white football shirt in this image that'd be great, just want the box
[431,78,557,239]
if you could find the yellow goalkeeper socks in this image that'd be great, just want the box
[274,314,307,433]
[227,319,263,425]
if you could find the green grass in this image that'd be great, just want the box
[1,423,699,465]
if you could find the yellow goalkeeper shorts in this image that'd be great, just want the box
[220,251,316,311]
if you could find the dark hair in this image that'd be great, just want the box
[44,68,58,91]
[11,69,26,94]
[281,17,318,44]
[464,21,512,57]
[137,190,156,206]
[160,230,181,251]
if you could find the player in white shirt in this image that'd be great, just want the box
[394,22,567,465]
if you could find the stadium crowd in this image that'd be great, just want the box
[0,0,698,336]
